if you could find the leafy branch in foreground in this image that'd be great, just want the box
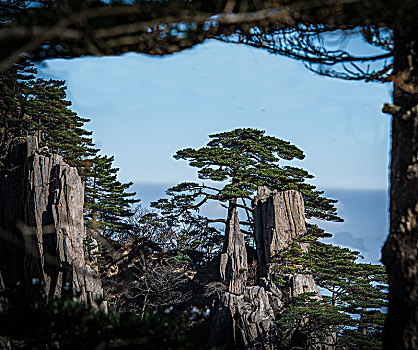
[0,295,197,350]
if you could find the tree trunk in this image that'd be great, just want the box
[381,27,418,350]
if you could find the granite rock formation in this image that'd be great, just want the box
[208,187,333,349]
[220,206,248,295]
[209,206,277,349]
[0,137,104,305]
[253,188,307,278]
[209,286,278,349]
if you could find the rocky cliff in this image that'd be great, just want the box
[0,136,103,304]
[208,187,332,350]
[253,187,320,300]
[209,206,277,349]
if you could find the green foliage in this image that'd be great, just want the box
[83,236,104,261]
[0,60,97,165]
[169,251,192,264]
[277,242,388,349]
[276,293,354,349]
[271,238,311,277]
[309,242,387,306]
[84,155,139,239]
[171,128,340,220]
[84,236,97,253]
[151,128,341,259]
[0,296,197,349]
[270,226,332,286]
[25,78,98,165]
[0,60,138,240]
[310,242,388,349]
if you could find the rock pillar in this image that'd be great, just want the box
[0,138,103,304]
[220,206,247,294]
[253,187,307,278]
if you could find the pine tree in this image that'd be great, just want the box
[23,77,98,168]
[84,155,139,239]
[0,60,97,166]
[0,60,138,240]
[275,242,387,349]
[276,292,354,349]
[308,242,388,349]
[151,128,341,256]
[0,59,37,162]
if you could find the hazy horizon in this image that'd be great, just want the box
[132,182,388,264]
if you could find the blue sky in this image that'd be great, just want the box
[37,39,392,263]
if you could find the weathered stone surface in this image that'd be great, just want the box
[288,273,320,299]
[259,277,284,314]
[210,206,271,349]
[220,206,247,294]
[253,188,319,300]
[253,187,306,277]
[208,292,236,348]
[253,188,335,350]
[0,138,103,304]
[209,287,277,350]
[237,286,277,349]
[208,188,334,349]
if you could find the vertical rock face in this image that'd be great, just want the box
[210,204,277,349]
[220,206,248,294]
[252,187,319,300]
[253,187,306,277]
[208,188,333,349]
[236,286,277,349]
[254,187,334,350]
[0,138,103,304]
[209,286,277,350]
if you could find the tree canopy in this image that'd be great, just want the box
[175,128,339,221]
[0,60,97,165]
[84,154,139,239]
[150,128,339,259]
